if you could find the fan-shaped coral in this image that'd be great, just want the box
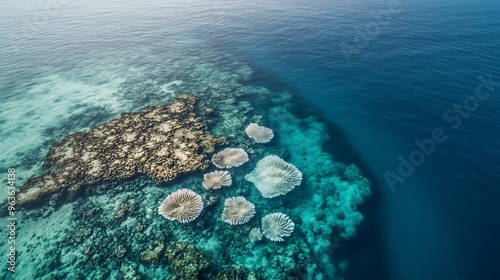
[221,196,256,225]
[202,170,232,190]
[261,213,295,242]
[245,123,274,143]
[245,155,302,198]
[158,188,204,223]
[249,227,263,243]
[211,148,249,169]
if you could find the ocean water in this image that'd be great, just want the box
[1,0,500,279]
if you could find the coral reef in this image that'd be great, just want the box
[216,265,254,280]
[261,213,295,242]
[158,188,204,223]
[221,196,256,225]
[211,148,249,168]
[248,228,262,243]
[17,95,225,207]
[140,242,165,263]
[245,123,274,143]
[245,155,303,198]
[203,170,232,190]
[165,241,211,279]
[1,52,372,280]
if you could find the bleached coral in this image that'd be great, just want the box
[245,123,274,143]
[261,213,295,242]
[221,196,256,225]
[248,228,262,243]
[245,155,302,198]
[211,148,249,168]
[202,170,232,190]
[158,188,204,223]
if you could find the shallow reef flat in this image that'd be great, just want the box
[1,52,371,280]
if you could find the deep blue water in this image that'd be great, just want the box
[1,0,500,279]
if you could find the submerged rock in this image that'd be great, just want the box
[17,95,225,207]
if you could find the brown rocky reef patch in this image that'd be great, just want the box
[18,95,225,207]
[165,241,211,280]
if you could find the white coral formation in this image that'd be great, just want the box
[245,123,274,143]
[221,196,256,225]
[158,188,204,223]
[202,170,232,190]
[261,213,295,242]
[249,227,263,243]
[211,148,249,169]
[245,155,302,198]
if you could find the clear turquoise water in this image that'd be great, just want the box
[1,0,500,279]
